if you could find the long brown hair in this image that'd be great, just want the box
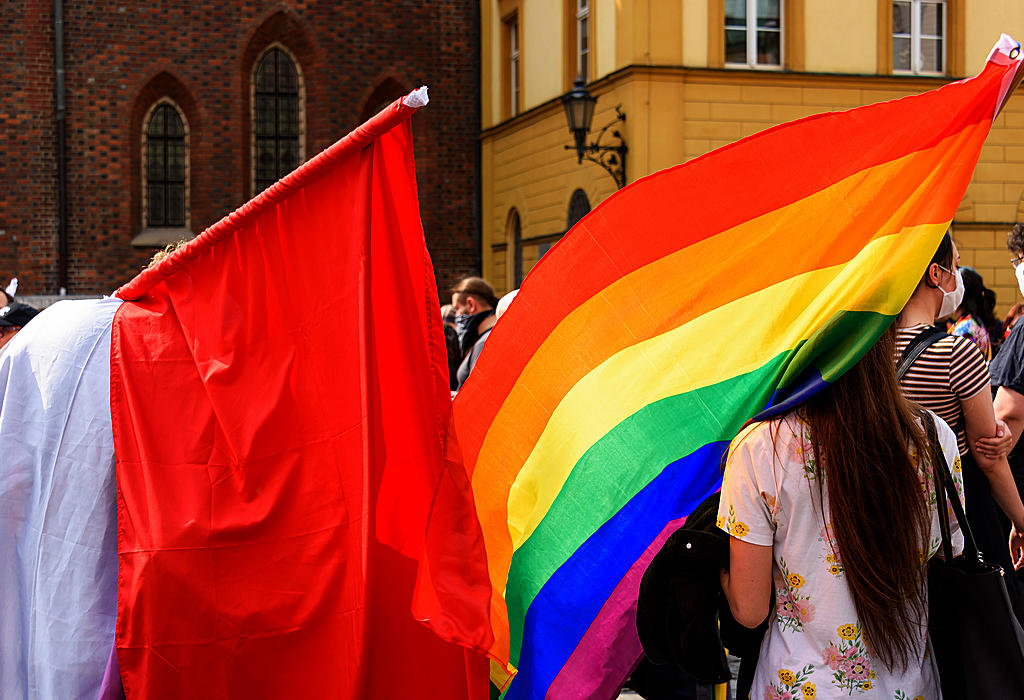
[801,324,931,671]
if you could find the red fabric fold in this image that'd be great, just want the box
[111,96,487,699]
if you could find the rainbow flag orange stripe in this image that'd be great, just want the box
[434,40,1023,700]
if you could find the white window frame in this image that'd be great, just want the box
[509,17,520,115]
[892,0,946,75]
[724,0,783,70]
[576,0,589,83]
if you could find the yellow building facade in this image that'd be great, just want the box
[481,0,1024,314]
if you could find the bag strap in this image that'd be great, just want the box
[920,412,982,564]
[896,326,948,380]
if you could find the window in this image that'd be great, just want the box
[253,46,303,194]
[504,14,520,117]
[143,101,187,229]
[567,189,591,231]
[576,0,590,83]
[725,0,782,68]
[509,208,523,285]
[893,0,945,74]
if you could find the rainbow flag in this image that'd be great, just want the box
[422,37,1024,699]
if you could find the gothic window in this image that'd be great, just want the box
[253,47,303,193]
[144,102,187,228]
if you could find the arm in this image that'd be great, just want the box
[962,389,1024,565]
[719,537,773,629]
[993,386,1024,453]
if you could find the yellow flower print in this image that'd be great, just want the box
[913,696,924,700]
[862,681,872,690]
[730,521,750,537]
[828,564,842,576]
[869,670,876,679]
[825,553,835,563]
[778,668,796,685]
[716,516,726,529]
[837,623,858,640]
[787,572,806,589]
[952,456,962,473]
[801,682,816,698]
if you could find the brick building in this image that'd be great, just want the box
[1,1,480,297]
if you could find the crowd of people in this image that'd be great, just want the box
[717,226,1024,700]
[442,275,517,394]
[0,279,39,353]
[6,232,1024,698]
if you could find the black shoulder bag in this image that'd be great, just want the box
[922,414,1024,698]
[895,326,947,380]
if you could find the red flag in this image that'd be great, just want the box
[110,93,487,699]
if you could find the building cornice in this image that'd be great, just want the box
[481,63,952,139]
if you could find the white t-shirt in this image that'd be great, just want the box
[718,412,964,699]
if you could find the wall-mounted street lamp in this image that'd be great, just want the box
[561,78,627,189]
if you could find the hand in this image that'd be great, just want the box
[975,420,1014,459]
[1010,524,1024,571]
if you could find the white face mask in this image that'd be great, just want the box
[936,266,965,318]
[1016,263,1024,298]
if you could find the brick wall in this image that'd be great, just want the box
[1,0,59,292]
[2,1,480,298]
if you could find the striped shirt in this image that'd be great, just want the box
[895,323,991,455]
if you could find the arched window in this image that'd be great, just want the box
[253,46,303,194]
[567,188,591,231]
[143,101,188,229]
[508,209,523,287]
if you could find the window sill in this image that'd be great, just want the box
[132,227,193,248]
[723,63,784,71]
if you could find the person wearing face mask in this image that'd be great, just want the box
[897,230,1024,620]
[947,266,1000,360]
[450,276,499,391]
[987,224,1024,597]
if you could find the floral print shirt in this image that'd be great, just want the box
[718,413,964,699]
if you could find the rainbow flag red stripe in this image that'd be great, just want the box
[428,39,1023,699]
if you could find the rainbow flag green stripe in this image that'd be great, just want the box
[430,41,1023,700]
[504,308,895,669]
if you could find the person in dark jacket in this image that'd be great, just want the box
[440,304,462,393]
[450,276,498,391]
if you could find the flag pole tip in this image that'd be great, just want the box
[989,34,1021,62]
[404,86,429,109]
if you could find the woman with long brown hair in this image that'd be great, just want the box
[718,325,1023,698]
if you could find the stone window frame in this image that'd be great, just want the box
[249,42,307,197]
[134,98,191,248]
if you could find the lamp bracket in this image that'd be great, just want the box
[564,105,628,189]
